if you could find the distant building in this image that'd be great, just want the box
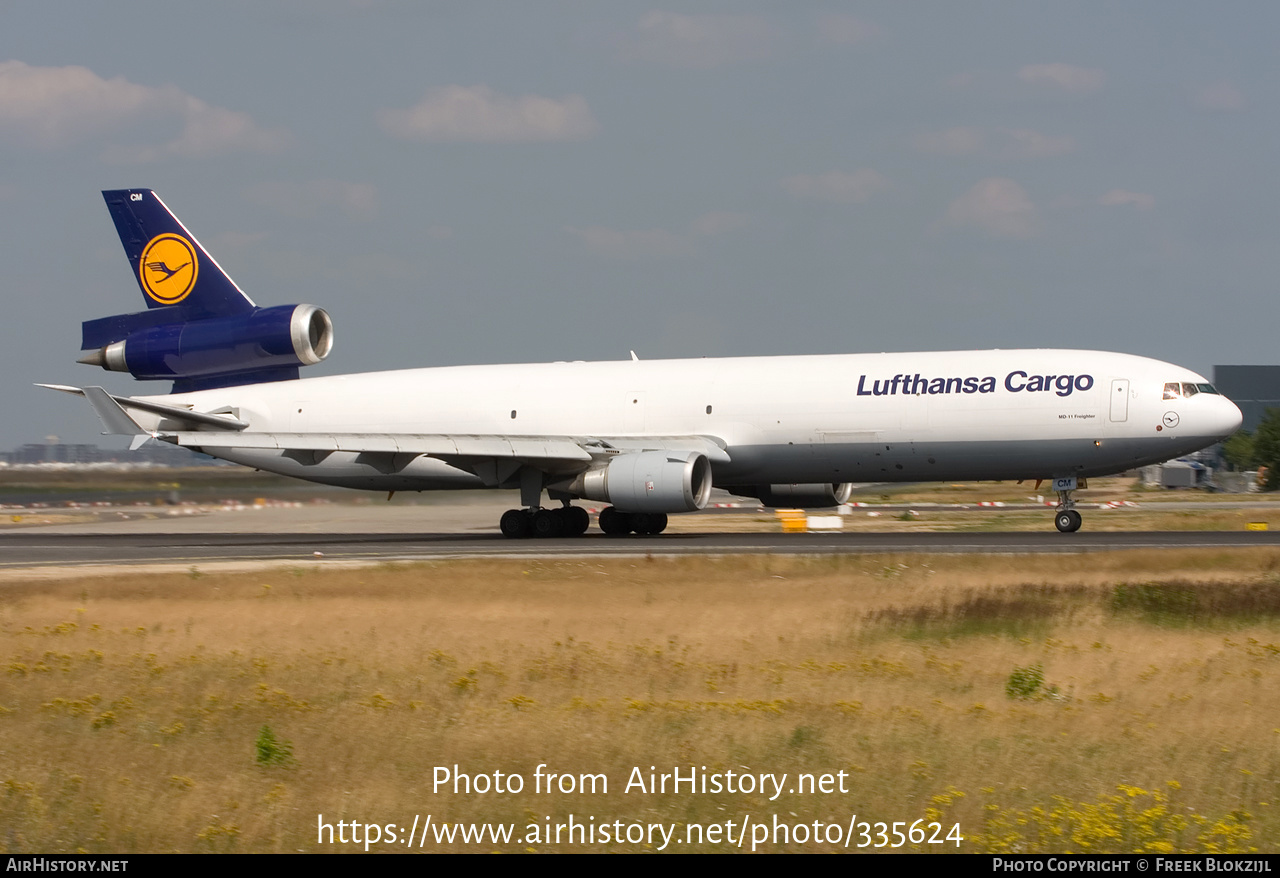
[1213,366,1280,433]
[1140,459,1212,488]
[1,440,224,467]
[9,443,102,465]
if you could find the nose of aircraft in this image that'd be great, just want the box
[1215,396,1244,439]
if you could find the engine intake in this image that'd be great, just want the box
[571,451,713,513]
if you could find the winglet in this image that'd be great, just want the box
[82,386,147,435]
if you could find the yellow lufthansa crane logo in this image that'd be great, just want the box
[139,234,198,304]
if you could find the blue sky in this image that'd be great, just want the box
[2,2,1276,448]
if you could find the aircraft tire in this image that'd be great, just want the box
[500,509,532,539]
[1054,510,1077,533]
[598,506,632,535]
[636,512,668,535]
[532,509,563,538]
[631,512,669,535]
[567,506,590,535]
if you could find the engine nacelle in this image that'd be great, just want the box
[729,483,853,508]
[80,304,333,383]
[571,451,713,513]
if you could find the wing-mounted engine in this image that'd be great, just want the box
[729,483,853,508]
[567,450,713,512]
[78,304,333,392]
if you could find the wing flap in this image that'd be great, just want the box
[160,432,732,468]
[159,431,732,465]
[163,431,595,462]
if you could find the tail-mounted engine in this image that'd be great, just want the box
[79,304,333,392]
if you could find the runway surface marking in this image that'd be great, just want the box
[2,530,1279,573]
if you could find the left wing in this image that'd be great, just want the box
[161,431,730,478]
[39,384,731,484]
[159,430,728,460]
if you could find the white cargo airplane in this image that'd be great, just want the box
[45,189,1243,536]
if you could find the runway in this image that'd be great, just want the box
[2,529,1280,570]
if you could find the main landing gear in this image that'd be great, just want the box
[499,470,672,538]
[497,505,670,538]
[598,507,668,536]
[1054,487,1083,533]
[499,505,590,538]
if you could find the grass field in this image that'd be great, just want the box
[3,550,1279,853]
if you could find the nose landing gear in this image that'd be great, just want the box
[1054,508,1083,533]
[1054,485,1083,533]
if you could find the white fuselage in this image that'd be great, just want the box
[136,348,1242,493]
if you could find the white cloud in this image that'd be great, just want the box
[245,180,377,221]
[690,211,749,236]
[782,169,889,204]
[1099,189,1155,210]
[1190,81,1246,112]
[378,85,597,143]
[1017,63,1106,93]
[623,11,777,68]
[946,178,1038,238]
[1002,128,1074,158]
[0,60,288,158]
[913,127,1073,159]
[816,14,881,45]
[912,127,984,156]
[567,211,748,259]
[566,226,692,259]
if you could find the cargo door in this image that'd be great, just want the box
[1109,379,1129,422]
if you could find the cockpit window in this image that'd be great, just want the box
[1165,381,1219,398]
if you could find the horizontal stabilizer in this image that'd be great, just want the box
[35,384,248,433]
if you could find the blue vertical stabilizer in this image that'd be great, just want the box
[101,189,256,319]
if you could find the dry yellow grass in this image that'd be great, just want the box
[3,551,1279,853]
